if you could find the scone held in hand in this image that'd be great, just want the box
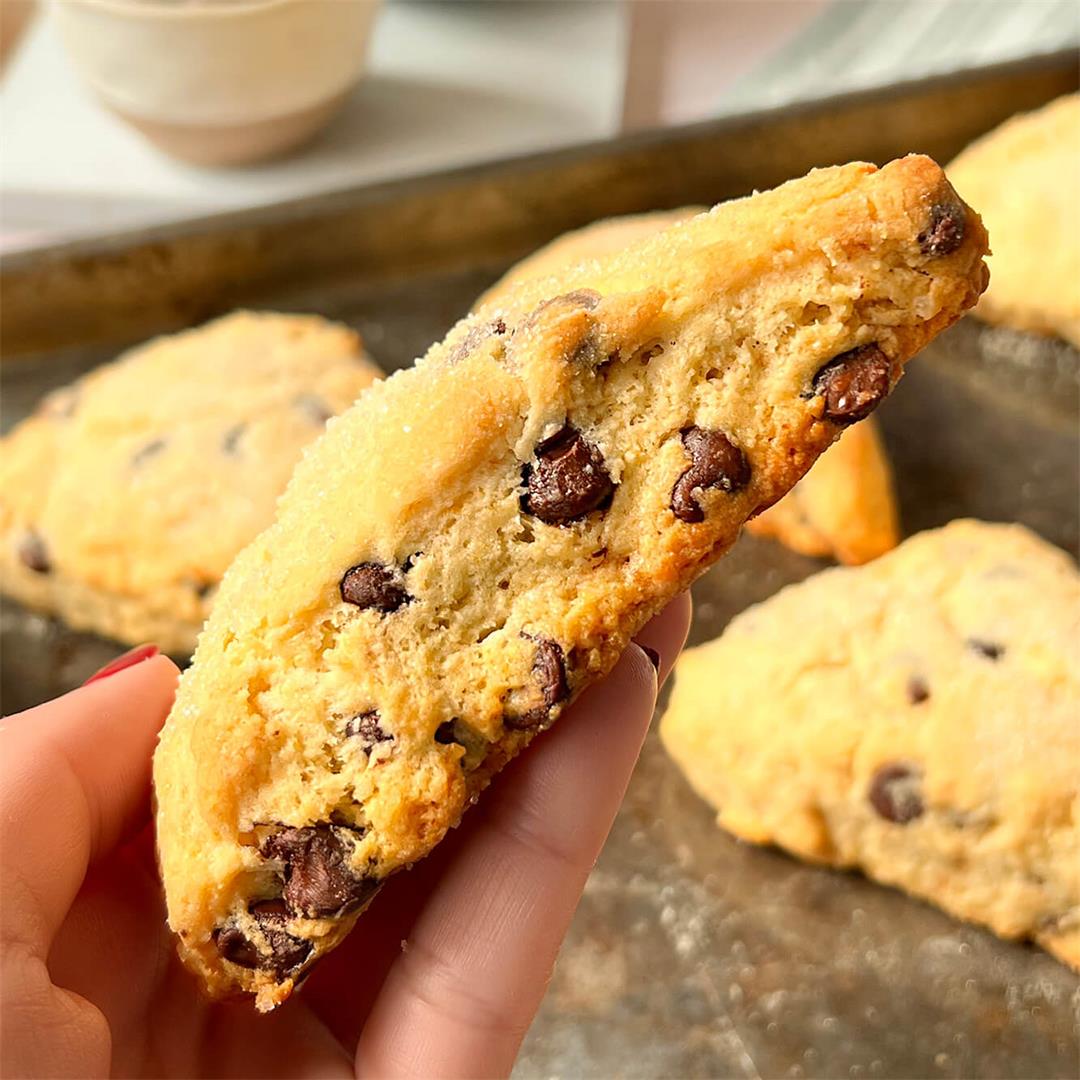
[153,156,989,1010]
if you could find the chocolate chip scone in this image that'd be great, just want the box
[0,312,381,654]
[481,208,900,565]
[661,520,1079,969]
[746,418,899,564]
[153,156,988,1010]
[947,93,1080,347]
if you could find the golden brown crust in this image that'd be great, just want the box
[746,419,899,564]
[476,208,703,311]
[153,157,989,1009]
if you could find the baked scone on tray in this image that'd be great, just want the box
[746,418,899,565]
[0,312,382,654]
[481,209,901,565]
[661,520,1080,969]
[947,93,1080,347]
[153,156,988,1010]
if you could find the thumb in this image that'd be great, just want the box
[0,650,178,958]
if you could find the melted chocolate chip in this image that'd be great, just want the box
[521,425,614,525]
[261,825,379,919]
[295,394,333,426]
[670,426,750,523]
[505,636,569,731]
[434,721,459,744]
[868,763,924,824]
[131,438,167,466]
[340,563,410,612]
[17,530,50,574]
[345,710,392,750]
[812,344,892,425]
[918,200,966,257]
[213,925,260,969]
[907,676,930,705]
[214,898,312,975]
[968,638,1004,661]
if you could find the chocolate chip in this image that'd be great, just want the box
[521,425,614,525]
[345,710,392,750]
[868,763,924,824]
[640,645,661,671]
[17,530,50,574]
[812,344,892,425]
[907,676,930,705]
[261,825,379,919]
[214,898,312,975]
[918,200,965,257]
[968,638,1004,661]
[340,563,410,612]
[222,423,246,454]
[434,721,458,744]
[131,438,167,466]
[295,394,333,426]
[213,925,260,969]
[670,426,750,523]
[505,636,569,731]
[433,719,488,769]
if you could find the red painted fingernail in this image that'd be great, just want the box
[83,644,159,686]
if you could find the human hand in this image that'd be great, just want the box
[1,594,690,1079]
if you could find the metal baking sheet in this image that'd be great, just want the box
[2,52,1078,1078]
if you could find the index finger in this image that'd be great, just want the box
[0,653,179,957]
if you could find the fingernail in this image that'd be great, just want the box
[83,644,159,686]
[640,645,661,671]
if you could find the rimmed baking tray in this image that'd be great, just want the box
[2,50,1078,1079]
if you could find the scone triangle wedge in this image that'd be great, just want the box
[154,155,989,1010]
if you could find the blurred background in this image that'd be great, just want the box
[2,0,1077,251]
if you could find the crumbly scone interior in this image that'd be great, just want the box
[154,157,989,1008]
[661,520,1079,968]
